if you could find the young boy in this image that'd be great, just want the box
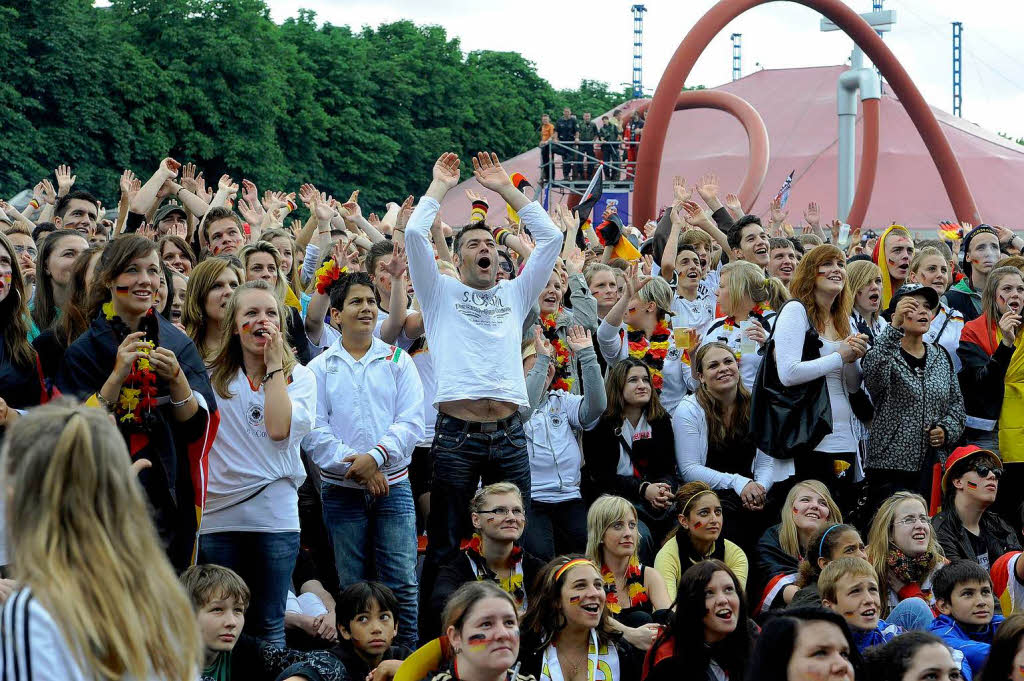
[819,557,903,652]
[302,271,425,649]
[929,559,1005,676]
[280,582,412,681]
[182,564,323,681]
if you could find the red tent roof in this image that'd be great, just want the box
[440,65,1024,231]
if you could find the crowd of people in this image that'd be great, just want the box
[1,147,1023,681]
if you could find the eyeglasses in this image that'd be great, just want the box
[12,245,37,259]
[972,465,1003,480]
[893,514,931,527]
[478,507,525,518]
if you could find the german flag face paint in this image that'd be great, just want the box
[966,481,979,490]
[569,595,582,605]
[692,521,703,529]
[114,285,133,296]
[467,633,490,650]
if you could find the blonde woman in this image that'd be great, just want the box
[754,480,842,614]
[201,280,316,646]
[847,259,886,342]
[1,402,200,680]
[597,262,686,412]
[866,491,945,631]
[182,257,243,362]
[585,495,670,650]
[700,260,788,391]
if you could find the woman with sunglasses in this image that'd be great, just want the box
[932,445,1020,567]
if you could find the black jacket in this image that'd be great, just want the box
[428,545,546,638]
[276,643,411,681]
[582,414,678,505]
[933,506,1021,564]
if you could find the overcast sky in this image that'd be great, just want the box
[264,0,1024,140]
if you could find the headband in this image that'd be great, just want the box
[680,489,717,517]
[818,524,842,558]
[554,558,596,581]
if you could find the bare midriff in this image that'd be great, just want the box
[439,398,518,422]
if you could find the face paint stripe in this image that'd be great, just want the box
[966,481,979,489]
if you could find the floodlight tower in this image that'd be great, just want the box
[952,21,963,117]
[632,4,647,98]
[731,33,742,81]
[822,8,895,221]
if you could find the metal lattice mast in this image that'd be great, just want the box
[632,4,647,98]
[952,21,963,117]
[731,33,742,81]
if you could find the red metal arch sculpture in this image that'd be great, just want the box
[631,89,770,212]
[632,0,981,226]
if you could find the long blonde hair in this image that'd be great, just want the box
[3,402,200,681]
[585,495,639,566]
[866,491,945,613]
[778,481,843,558]
[720,260,789,315]
[239,241,288,301]
[846,259,882,324]
[209,280,297,399]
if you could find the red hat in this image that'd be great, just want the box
[941,445,1001,494]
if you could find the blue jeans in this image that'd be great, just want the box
[198,531,299,648]
[321,480,418,650]
[888,597,935,631]
[425,413,532,571]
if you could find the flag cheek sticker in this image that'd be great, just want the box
[114,285,133,297]
[966,481,979,489]
[569,595,582,605]
[467,633,490,650]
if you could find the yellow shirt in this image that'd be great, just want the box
[654,534,748,601]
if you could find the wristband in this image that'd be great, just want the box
[493,228,511,248]
[170,390,193,408]
[28,199,40,210]
[286,199,296,212]
[470,200,488,224]
[261,368,284,385]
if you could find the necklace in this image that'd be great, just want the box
[558,647,588,679]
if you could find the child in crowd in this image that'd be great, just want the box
[183,564,333,681]
[279,581,412,681]
[819,557,903,652]
[929,559,1005,677]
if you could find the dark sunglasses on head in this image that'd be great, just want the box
[973,464,1003,480]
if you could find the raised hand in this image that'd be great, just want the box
[298,183,319,209]
[565,246,585,275]
[341,190,361,220]
[432,152,461,190]
[769,197,788,225]
[313,193,336,225]
[471,152,511,192]
[395,196,415,231]
[465,188,484,203]
[218,174,239,197]
[194,173,212,203]
[724,192,743,217]
[803,201,821,228]
[558,203,579,232]
[290,219,303,238]
[119,169,139,206]
[998,310,1022,347]
[160,157,181,178]
[237,198,262,226]
[892,296,919,329]
[532,326,553,358]
[681,200,713,231]
[241,179,259,207]
[137,222,157,241]
[565,325,593,352]
[54,164,76,198]
[180,163,198,193]
[383,246,407,280]
[39,179,57,205]
[829,219,842,243]
[694,172,720,206]
[673,176,692,203]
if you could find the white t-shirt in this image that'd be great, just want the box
[202,365,317,534]
[405,197,561,408]
[618,414,652,476]
[670,291,717,341]
[409,339,438,446]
